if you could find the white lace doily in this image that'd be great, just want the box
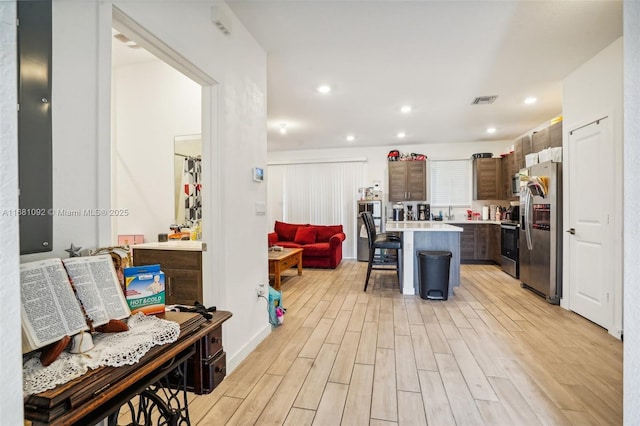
[23,313,181,396]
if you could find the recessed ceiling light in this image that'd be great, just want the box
[317,85,331,94]
[486,127,497,134]
[279,123,288,134]
[397,132,406,139]
[346,135,355,142]
[524,97,537,105]
[400,105,412,114]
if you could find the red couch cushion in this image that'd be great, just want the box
[302,242,331,257]
[294,227,317,245]
[315,225,344,242]
[275,220,306,242]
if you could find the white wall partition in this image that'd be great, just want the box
[112,57,201,243]
[268,160,366,258]
[0,1,24,422]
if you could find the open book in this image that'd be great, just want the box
[20,255,131,353]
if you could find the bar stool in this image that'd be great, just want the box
[360,211,402,291]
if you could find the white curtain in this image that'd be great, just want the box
[267,160,366,258]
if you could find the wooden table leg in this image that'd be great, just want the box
[296,252,303,276]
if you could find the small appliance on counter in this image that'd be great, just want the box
[406,205,414,221]
[392,203,404,221]
[417,203,430,221]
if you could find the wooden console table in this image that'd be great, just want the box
[268,247,303,290]
[24,310,232,426]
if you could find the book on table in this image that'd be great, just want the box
[20,255,131,354]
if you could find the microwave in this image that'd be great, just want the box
[511,173,521,197]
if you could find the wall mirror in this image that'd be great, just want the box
[174,135,202,226]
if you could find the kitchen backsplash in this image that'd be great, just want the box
[385,200,511,221]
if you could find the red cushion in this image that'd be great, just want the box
[274,220,306,241]
[294,227,317,245]
[315,225,344,242]
[301,242,331,257]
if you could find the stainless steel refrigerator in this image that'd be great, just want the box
[519,161,562,304]
[357,200,382,261]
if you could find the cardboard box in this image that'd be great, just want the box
[124,264,165,315]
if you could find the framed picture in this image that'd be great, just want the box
[253,167,264,182]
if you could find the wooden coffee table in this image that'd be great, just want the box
[268,248,303,290]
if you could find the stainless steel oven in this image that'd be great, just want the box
[500,222,519,278]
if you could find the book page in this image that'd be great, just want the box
[63,255,131,326]
[20,259,88,352]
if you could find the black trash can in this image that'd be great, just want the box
[417,250,452,300]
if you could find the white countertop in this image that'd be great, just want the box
[387,220,502,225]
[132,241,203,251]
[385,221,463,232]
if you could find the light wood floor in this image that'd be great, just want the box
[186,261,623,425]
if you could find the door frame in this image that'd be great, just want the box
[109,6,224,308]
[563,112,622,338]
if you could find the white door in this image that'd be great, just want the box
[568,117,613,328]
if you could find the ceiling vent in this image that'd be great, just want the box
[212,6,232,36]
[471,95,498,105]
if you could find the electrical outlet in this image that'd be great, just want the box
[257,283,267,297]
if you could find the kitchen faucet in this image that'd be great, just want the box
[445,205,454,220]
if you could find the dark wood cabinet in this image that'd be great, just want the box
[532,121,562,153]
[132,248,203,305]
[475,224,491,260]
[514,134,531,171]
[459,223,501,263]
[531,127,549,153]
[492,225,502,264]
[458,224,476,261]
[388,161,426,201]
[549,121,562,148]
[473,158,502,200]
[500,152,519,201]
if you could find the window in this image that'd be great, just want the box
[267,160,366,258]
[429,159,471,206]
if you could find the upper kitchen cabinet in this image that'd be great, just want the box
[532,121,562,153]
[473,158,502,200]
[548,121,562,148]
[513,135,531,171]
[388,161,426,201]
[501,153,516,200]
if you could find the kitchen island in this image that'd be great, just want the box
[386,221,463,295]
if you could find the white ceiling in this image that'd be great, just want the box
[226,0,622,151]
[112,1,623,152]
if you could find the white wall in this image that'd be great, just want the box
[624,1,640,422]
[562,37,623,338]
[268,140,515,230]
[0,1,24,422]
[112,58,201,243]
[17,0,269,373]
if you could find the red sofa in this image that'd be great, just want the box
[268,221,346,269]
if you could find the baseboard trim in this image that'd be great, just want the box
[225,323,272,374]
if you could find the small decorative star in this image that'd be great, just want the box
[65,243,82,257]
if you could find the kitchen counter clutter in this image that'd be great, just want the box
[386,221,462,295]
[387,220,502,225]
